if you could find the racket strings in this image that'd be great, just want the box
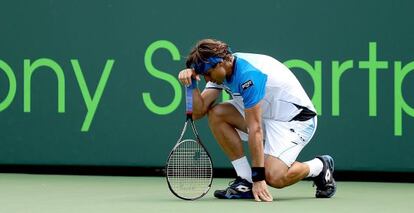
[167,140,212,199]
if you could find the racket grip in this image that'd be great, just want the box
[185,78,196,115]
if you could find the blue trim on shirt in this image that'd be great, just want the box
[224,57,267,108]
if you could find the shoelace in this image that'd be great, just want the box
[228,177,243,187]
[228,180,235,186]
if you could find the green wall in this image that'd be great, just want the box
[1,0,413,172]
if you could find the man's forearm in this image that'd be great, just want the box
[248,127,264,167]
[192,89,207,119]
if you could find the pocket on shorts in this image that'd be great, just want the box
[290,118,317,145]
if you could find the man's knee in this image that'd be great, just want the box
[207,104,228,123]
[265,171,287,189]
[266,167,304,189]
[265,156,289,188]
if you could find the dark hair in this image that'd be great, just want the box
[185,39,232,69]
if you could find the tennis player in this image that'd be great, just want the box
[177,39,336,202]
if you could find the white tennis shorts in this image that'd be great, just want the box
[228,99,317,167]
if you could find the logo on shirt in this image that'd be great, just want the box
[241,80,253,90]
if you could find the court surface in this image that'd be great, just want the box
[0,173,413,213]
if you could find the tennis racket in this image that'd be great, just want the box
[165,83,213,200]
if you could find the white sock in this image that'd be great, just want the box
[304,158,323,178]
[231,156,252,183]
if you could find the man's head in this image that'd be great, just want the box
[186,39,233,84]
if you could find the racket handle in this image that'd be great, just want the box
[185,78,196,115]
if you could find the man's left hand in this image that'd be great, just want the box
[252,180,273,202]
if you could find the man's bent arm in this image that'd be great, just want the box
[192,88,220,120]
